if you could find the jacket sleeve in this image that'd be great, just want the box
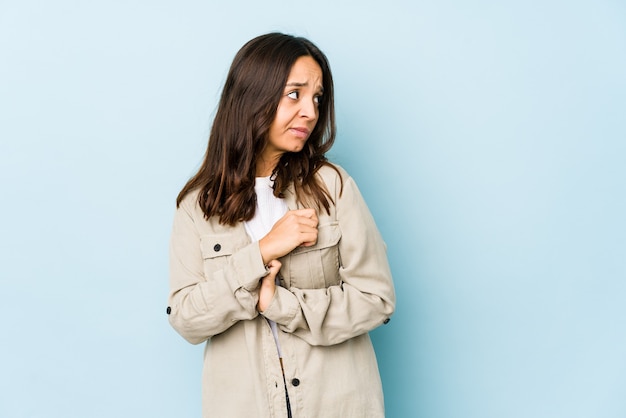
[167,196,269,345]
[261,173,396,346]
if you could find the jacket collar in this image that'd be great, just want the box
[283,182,299,211]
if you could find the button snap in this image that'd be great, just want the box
[213,244,221,252]
[291,378,300,387]
[383,318,390,324]
[166,306,171,315]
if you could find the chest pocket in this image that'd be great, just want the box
[283,222,342,289]
[199,234,245,279]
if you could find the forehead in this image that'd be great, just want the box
[286,56,323,87]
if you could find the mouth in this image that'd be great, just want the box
[289,127,311,139]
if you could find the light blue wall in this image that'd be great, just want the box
[1,1,624,417]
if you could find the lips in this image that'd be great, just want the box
[289,127,311,139]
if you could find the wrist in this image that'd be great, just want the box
[258,237,276,265]
[257,284,276,312]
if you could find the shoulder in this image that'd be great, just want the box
[175,188,208,226]
[317,163,369,212]
[178,188,201,212]
[174,189,238,234]
[317,162,348,177]
[316,162,351,192]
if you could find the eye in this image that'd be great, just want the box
[314,95,323,105]
[287,91,299,100]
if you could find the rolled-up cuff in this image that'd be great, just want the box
[230,241,270,291]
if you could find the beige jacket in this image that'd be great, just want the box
[168,164,396,418]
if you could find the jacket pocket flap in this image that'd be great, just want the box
[200,234,240,259]
[291,222,341,255]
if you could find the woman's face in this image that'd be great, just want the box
[261,55,323,169]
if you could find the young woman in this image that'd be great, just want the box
[167,32,395,418]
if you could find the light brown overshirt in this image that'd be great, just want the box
[168,164,396,417]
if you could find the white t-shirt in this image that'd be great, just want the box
[243,176,288,357]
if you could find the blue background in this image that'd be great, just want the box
[1,1,625,417]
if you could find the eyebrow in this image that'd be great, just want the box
[285,82,324,93]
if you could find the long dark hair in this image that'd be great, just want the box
[176,32,340,225]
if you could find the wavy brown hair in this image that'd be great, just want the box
[177,33,341,225]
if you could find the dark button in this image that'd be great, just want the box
[166,306,171,315]
[291,378,300,387]
[213,244,221,252]
[383,318,390,324]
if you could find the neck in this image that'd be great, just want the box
[256,154,281,177]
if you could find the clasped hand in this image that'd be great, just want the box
[257,209,318,312]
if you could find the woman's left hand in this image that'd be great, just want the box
[258,259,281,312]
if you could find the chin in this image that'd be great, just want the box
[285,144,305,153]
[292,146,305,153]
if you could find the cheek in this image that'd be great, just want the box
[273,102,291,123]
[311,111,320,127]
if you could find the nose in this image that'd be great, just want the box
[299,97,318,120]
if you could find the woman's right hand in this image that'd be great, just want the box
[257,259,281,312]
[259,208,318,264]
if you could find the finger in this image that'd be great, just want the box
[296,216,318,228]
[267,259,282,269]
[293,208,317,219]
[266,259,282,275]
[299,230,318,247]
